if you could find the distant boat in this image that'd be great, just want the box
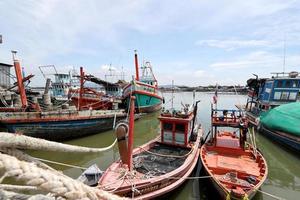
[200,107,268,199]
[123,50,163,113]
[98,97,203,199]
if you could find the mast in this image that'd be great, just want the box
[12,51,28,108]
[134,50,139,81]
[127,96,135,171]
[79,67,84,110]
[171,80,174,110]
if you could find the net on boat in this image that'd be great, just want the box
[133,143,190,178]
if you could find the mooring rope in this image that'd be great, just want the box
[138,146,194,158]
[256,189,285,200]
[0,132,117,153]
[33,157,87,170]
[0,153,127,200]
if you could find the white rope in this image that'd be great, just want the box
[256,189,286,200]
[0,153,127,200]
[0,132,117,153]
[0,184,38,192]
[33,157,87,170]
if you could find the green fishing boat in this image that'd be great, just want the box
[123,51,163,113]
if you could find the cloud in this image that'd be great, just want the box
[210,51,282,69]
[195,39,271,50]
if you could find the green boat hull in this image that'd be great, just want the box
[126,93,162,113]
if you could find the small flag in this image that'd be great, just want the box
[0,35,2,44]
[213,85,218,104]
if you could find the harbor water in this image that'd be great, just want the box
[27,92,300,200]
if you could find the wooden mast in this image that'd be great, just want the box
[12,51,28,109]
[128,96,135,171]
[79,67,84,111]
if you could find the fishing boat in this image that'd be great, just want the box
[98,97,203,199]
[245,72,300,126]
[0,52,127,141]
[123,51,163,113]
[200,107,268,199]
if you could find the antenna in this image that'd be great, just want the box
[171,80,174,110]
[283,33,286,73]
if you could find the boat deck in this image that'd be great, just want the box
[133,143,190,176]
[204,148,261,177]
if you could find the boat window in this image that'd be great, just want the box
[289,92,297,100]
[277,80,283,88]
[281,92,289,100]
[175,124,185,133]
[274,92,281,100]
[292,80,297,88]
[163,123,173,131]
[285,80,291,88]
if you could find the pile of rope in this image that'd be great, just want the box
[0,153,126,200]
[0,132,126,199]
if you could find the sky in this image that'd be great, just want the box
[0,0,300,86]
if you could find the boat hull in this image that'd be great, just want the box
[0,110,126,141]
[260,125,300,152]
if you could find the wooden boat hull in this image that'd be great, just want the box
[0,110,126,141]
[200,145,268,200]
[71,96,113,110]
[260,125,300,152]
[98,128,202,199]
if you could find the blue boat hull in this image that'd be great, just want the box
[260,125,300,152]
[2,116,125,141]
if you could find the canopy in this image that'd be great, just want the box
[260,102,300,136]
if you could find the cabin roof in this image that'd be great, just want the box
[0,62,13,67]
[90,77,119,87]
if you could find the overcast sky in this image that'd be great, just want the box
[0,0,300,86]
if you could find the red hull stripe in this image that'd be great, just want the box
[124,90,163,100]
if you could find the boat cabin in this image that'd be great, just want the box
[211,108,248,149]
[246,71,300,114]
[159,110,194,147]
[140,61,158,88]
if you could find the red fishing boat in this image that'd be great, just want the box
[200,107,268,199]
[98,98,203,199]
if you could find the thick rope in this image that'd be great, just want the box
[0,184,38,192]
[0,132,117,153]
[0,190,55,200]
[0,147,56,171]
[0,153,127,200]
